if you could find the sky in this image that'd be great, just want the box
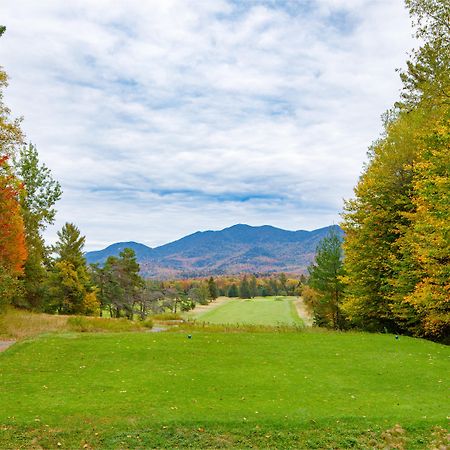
[1,0,415,251]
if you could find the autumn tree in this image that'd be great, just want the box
[0,27,27,309]
[341,0,449,340]
[0,157,27,309]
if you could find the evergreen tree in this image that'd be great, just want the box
[14,144,62,309]
[227,283,239,297]
[46,223,98,314]
[208,276,218,300]
[93,249,143,318]
[307,230,345,329]
[239,276,251,299]
[249,275,258,298]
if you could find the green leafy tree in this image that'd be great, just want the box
[307,231,345,329]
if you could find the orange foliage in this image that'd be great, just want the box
[0,156,27,275]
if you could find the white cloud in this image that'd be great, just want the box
[0,0,414,250]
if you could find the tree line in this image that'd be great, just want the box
[304,0,449,342]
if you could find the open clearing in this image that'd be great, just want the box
[187,296,305,326]
[0,331,448,448]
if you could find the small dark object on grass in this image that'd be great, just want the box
[395,335,399,340]
[188,335,192,339]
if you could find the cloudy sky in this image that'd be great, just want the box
[1,0,415,250]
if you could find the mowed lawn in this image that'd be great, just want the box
[191,296,303,326]
[0,331,448,448]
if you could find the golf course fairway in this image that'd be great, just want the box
[0,330,448,448]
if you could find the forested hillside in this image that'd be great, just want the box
[86,224,343,278]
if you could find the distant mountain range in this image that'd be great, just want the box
[85,224,343,279]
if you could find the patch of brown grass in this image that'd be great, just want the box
[0,308,68,340]
[0,308,151,340]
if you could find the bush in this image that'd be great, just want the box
[151,312,182,321]
[142,318,153,329]
[67,316,145,333]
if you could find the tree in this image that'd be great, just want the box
[0,157,27,276]
[0,156,27,310]
[0,72,24,160]
[227,283,239,297]
[208,276,218,300]
[14,144,62,309]
[249,275,258,298]
[46,223,98,315]
[0,28,27,310]
[93,249,143,318]
[307,230,345,329]
[239,276,251,299]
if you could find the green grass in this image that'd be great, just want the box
[0,330,448,448]
[191,296,304,326]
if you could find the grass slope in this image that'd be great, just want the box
[0,331,448,448]
[191,296,303,326]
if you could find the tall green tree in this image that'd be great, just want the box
[14,144,62,309]
[307,231,345,329]
[227,283,239,297]
[249,275,258,298]
[46,223,97,314]
[239,276,251,299]
[207,276,218,300]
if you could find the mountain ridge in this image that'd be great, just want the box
[85,224,343,278]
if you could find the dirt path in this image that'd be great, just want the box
[0,340,16,353]
[295,297,313,327]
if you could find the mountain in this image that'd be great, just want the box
[85,224,343,278]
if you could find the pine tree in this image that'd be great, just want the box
[208,277,218,300]
[307,230,345,329]
[239,276,251,299]
[46,223,98,314]
[14,144,62,309]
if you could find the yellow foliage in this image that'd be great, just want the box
[83,291,100,316]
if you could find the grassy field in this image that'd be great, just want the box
[0,330,448,448]
[189,296,303,326]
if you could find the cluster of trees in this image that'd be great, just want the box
[90,255,222,319]
[341,0,449,341]
[0,27,98,315]
[187,273,301,299]
[305,0,449,342]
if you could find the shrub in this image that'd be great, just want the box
[152,312,182,321]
